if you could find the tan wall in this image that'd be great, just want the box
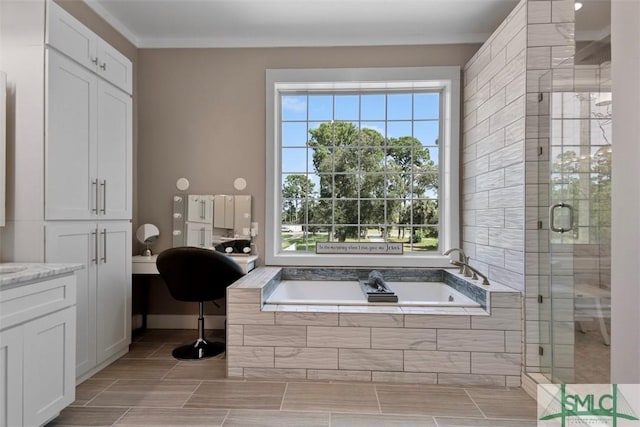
[137,44,480,314]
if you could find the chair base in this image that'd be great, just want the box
[172,338,225,360]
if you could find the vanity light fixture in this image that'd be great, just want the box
[574,2,583,11]
[136,223,160,256]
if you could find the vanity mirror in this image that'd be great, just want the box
[172,194,252,248]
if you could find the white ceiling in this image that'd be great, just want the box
[83,0,610,49]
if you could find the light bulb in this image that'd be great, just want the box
[575,2,583,11]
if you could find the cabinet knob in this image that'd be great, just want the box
[100,62,107,71]
[91,57,98,65]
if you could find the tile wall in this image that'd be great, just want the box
[461,0,576,380]
[226,269,522,387]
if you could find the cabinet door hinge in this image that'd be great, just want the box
[539,346,544,356]
[538,294,543,304]
[538,92,544,102]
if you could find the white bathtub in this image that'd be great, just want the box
[266,280,480,307]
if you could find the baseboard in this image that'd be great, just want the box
[145,314,226,330]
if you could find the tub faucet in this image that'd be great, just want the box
[450,260,490,286]
[443,247,472,277]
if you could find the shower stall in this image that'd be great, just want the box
[530,62,612,384]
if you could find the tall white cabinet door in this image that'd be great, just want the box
[22,307,76,427]
[46,222,98,379]
[97,81,132,220]
[0,327,23,427]
[46,50,98,220]
[96,222,131,364]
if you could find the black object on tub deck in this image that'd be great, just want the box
[359,270,398,302]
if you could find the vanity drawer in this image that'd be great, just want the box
[0,274,76,330]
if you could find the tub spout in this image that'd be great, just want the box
[443,248,472,277]
[450,260,490,286]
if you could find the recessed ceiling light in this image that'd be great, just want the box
[575,2,583,11]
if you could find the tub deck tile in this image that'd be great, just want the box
[340,313,404,328]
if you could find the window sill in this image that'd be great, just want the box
[265,252,453,268]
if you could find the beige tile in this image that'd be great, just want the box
[506,330,523,353]
[227,303,275,325]
[465,388,537,419]
[339,312,403,328]
[331,412,437,427]
[490,292,521,308]
[72,379,117,406]
[164,358,226,380]
[340,349,402,371]
[405,350,470,374]
[91,359,178,380]
[527,1,551,24]
[372,371,437,385]
[471,352,521,376]
[227,324,243,346]
[121,341,164,359]
[276,311,339,326]
[434,418,537,427]
[223,409,329,426]
[243,325,306,347]
[437,329,505,352]
[281,382,379,413]
[146,343,183,360]
[377,384,483,417]
[472,308,521,330]
[437,373,506,387]
[275,347,338,369]
[307,326,370,348]
[134,329,204,344]
[87,379,200,408]
[506,375,522,387]
[115,408,228,426]
[372,328,436,350]
[243,367,307,380]
[226,288,261,304]
[47,407,129,426]
[184,381,286,409]
[404,314,470,329]
[307,369,372,382]
[226,346,274,368]
[227,367,243,378]
[527,23,575,47]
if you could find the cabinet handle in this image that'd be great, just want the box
[100,180,107,214]
[100,62,107,71]
[91,230,98,264]
[92,179,99,213]
[91,57,98,65]
[101,228,107,263]
[200,200,205,219]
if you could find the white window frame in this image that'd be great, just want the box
[265,66,460,267]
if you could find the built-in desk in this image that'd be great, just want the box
[132,253,258,330]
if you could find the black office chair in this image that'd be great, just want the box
[156,247,245,360]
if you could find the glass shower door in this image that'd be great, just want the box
[546,86,612,384]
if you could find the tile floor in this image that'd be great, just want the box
[47,329,538,426]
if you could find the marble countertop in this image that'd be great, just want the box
[0,263,84,288]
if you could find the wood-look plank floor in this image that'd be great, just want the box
[47,329,537,427]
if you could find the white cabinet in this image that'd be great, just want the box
[46,1,133,94]
[0,327,23,427]
[187,195,214,223]
[46,222,131,380]
[0,274,76,427]
[185,222,213,248]
[214,195,235,229]
[46,50,132,221]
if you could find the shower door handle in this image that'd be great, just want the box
[549,202,573,233]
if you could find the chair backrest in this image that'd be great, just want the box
[156,247,245,302]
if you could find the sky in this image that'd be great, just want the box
[280,92,441,178]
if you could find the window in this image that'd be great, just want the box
[266,67,460,267]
